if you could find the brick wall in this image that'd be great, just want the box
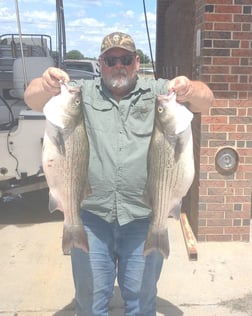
[195,0,252,241]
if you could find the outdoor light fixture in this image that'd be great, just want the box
[215,147,239,176]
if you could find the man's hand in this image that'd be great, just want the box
[167,75,214,113]
[41,67,70,96]
[168,76,192,103]
[24,67,70,112]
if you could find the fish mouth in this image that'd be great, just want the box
[164,91,176,103]
[59,80,80,94]
[167,91,176,99]
[156,92,176,112]
[157,91,176,103]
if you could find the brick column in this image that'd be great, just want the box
[195,0,252,241]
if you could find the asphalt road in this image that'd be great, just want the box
[1,190,252,316]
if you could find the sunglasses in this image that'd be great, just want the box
[102,55,135,67]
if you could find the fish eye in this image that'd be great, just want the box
[157,106,163,113]
[75,98,81,106]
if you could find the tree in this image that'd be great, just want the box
[66,50,84,60]
[136,49,150,64]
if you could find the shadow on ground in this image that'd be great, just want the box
[220,292,252,315]
[0,189,63,227]
[53,287,183,316]
[53,299,75,316]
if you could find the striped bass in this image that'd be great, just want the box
[143,92,195,258]
[42,82,90,255]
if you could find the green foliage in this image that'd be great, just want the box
[136,49,150,64]
[65,50,85,60]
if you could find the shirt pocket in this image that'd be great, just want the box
[83,97,114,132]
[128,93,155,137]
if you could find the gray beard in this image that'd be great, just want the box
[110,69,129,88]
[106,69,136,92]
[111,77,128,88]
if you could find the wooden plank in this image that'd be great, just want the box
[180,213,198,261]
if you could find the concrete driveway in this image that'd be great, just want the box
[0,190,252,316]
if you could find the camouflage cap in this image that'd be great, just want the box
[100,32,136,55]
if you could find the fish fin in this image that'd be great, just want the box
[48,191,62,213]
[143,227,170,259]
[62,224,89,255]
[174,135,186,161]
[169,201,182,220]
[162,133,182,162]
[163,133,183,162]
[54,130,66,155]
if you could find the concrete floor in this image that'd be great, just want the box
[0,192,252,315]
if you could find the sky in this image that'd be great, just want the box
[0,0,157,59]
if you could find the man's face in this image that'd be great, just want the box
[99,48,140,97]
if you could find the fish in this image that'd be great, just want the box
[42,81,90,255]
[143,92,195,258]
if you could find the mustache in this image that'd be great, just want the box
[111,68,127,76]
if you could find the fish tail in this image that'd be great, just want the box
[143,227,169,259]
[62,225,89,255]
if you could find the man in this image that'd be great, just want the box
[24,32,213,316]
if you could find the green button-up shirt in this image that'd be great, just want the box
[73,76,168,225]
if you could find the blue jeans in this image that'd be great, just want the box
[71,211,164,316]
